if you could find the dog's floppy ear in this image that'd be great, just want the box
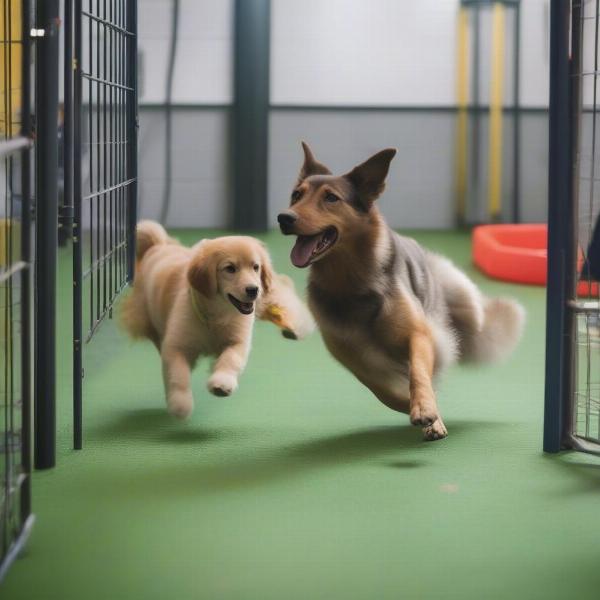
[344,148,397,209]
[258,243,274,294]
[297,141,332,182]
[187,244,218,297]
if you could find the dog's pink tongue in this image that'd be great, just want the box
[291,234,320,268]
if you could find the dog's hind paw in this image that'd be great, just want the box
[423,419,448,441]
[207,372,238,397]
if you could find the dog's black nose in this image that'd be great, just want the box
[277,211,297,233]
[245,285,258,299]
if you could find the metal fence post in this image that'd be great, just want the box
[34,0,60,469]
[512,2,521,223]
[543,0,573,453]
[20,0,33,516]
[72,0,83,450]
[232,0,270,231]
[127,0,138,282]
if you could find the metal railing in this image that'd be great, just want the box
[66,0,138,449]
[569,0,600,452]
[544,0,600,454]
[0,0,33,581]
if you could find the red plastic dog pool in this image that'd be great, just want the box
[472,223,599,296]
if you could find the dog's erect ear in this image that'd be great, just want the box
[258,244,274,294]
[187,245,218,297]
[297,141,332,183]
[344,148,397,208]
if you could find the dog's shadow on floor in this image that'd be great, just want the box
[187,425,431,493]
[283,425,424,463]
[93,411,491,497]
[279,420,489,471]
[89,407,226,445]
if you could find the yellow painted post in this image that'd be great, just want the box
[0,219,20,266]
[0,0,23,138]
[488,2,505,220]
[455,6,469,223]
[0,0,24,352]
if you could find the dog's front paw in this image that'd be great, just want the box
[167,390,194,419]
[410,401,438,427]
[207,372,238,397]
[423,418,448,441]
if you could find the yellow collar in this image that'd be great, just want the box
[189,288,206,323]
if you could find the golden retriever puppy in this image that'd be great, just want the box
[121,221,313,418]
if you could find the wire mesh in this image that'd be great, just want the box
[0,0,32,581]
[71,0,137,448]
[78,0,135,340]
[574,308,600,442]
[571,0,600,448]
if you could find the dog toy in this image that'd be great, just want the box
[258,273,315,340]
[262,304,299,339]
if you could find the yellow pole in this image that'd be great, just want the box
[0,0,23,272]
[455,6,469,223]
[488,2,505,220]
[0,0,23,138]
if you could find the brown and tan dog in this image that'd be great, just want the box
[121,221,314,418]
[278,143,524,440]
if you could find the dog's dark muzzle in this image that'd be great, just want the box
[277,210,298,235]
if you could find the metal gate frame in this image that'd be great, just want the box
[544,0,600,454]
[0,0,34,581]
[65,0,138,450]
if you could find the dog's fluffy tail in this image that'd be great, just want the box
[429,253,525,364]
[462,297,525,363]
[121,220,168,341]
[136,220,169,261]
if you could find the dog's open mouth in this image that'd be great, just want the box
[228,294,254,315]
[290,227,338,268]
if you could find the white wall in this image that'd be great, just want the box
[582,0,598,108]
[136,0,554,228]
[519,0,550,107]
[271,0,550,108]
[138,0,233,104]
[137,0,550,108]
[271,0,459,107]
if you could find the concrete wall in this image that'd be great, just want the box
[271,0,549,108]
[269,110,458,229]
[137,0,552,229]
[137,106,549,229]
[137,107,230,227]
[138,0,233,104]
[136,0,551,108]
[269,109,549,228]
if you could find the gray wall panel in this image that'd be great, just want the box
[269,110,549,229]
[519,113,549,223]
[269,110,460,229]
[138,108,231,227]
[136,107,548,230]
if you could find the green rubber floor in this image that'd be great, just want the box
[4,230,600,600]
